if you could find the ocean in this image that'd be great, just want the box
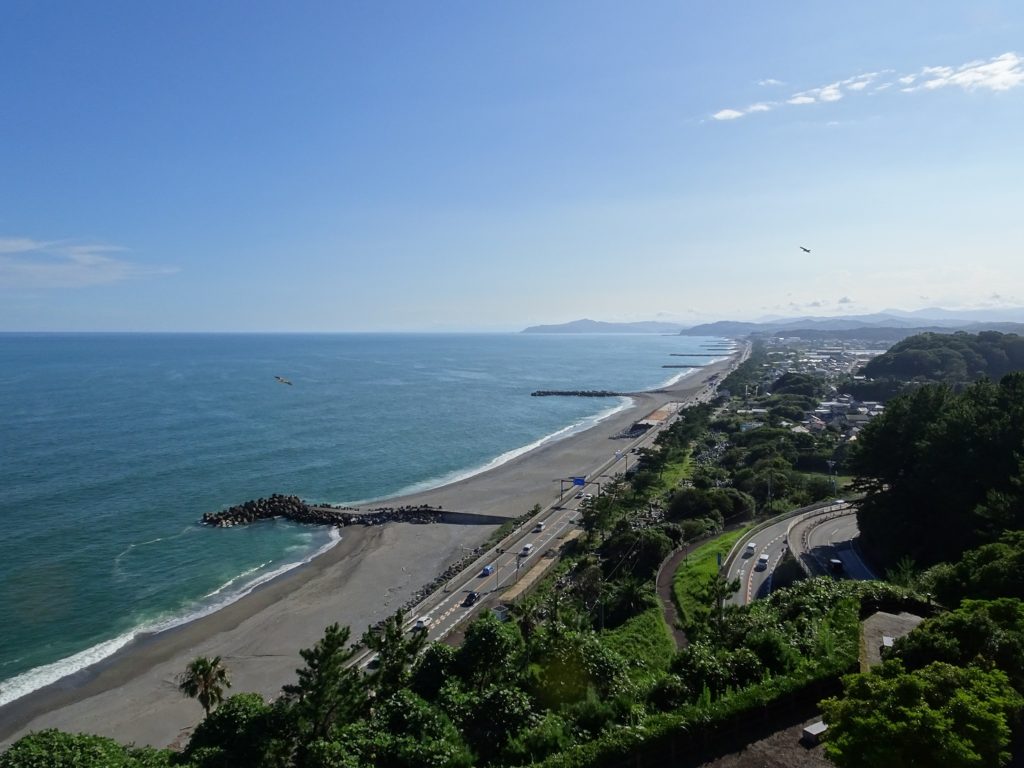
[0,332,724,705]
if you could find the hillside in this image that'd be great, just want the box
[861,330,1024,384]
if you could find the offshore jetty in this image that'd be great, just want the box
[201,494,443,528]
[531,389,625,397]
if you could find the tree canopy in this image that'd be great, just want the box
[851,373,1024,568]
[861,331,1024,386]
[821,660,1023,768]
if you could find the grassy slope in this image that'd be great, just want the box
[600,606,676,685]
[671,528,749,634]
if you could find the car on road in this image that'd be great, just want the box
[480,563,495,577]
[463,590,480,606]
[829,558,845,574]
[744,542,757,556]
[534,521,545,532]
[413,616,431,631]
[756,553,770,570]
[520,543,534,557]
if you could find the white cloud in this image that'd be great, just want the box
[711,53,1021,123]
[0,237,49,254]
[817,83,843,102]
[0,236,176,289]
[914,52,1024,92]
[758,78,785,86]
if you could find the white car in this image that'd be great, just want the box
[756,553,770,570]
[745,542,757,556]
[520,543,534,557]
[413,616,432,631]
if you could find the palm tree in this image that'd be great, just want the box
[178,655,231,717]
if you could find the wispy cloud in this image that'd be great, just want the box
[902,52,1024,92]
[0,237,176,289]
[758,78,785,87]
[711,52,1022,121]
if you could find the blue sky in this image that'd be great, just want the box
[2,1,1022,331]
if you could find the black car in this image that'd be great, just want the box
[463,591,481,607]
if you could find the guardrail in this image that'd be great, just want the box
[786,506,857,577]
[721,499,844,577]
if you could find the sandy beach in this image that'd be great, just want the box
[0,347,742,749]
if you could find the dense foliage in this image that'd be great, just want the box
[851,373,1024,568]
[861,331,1024,386]
[821,660,1023,768]
[0,730,173,768]
[924,531,1024,607]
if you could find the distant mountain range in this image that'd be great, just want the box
[522,308,1024,339]
[521,319,687,334]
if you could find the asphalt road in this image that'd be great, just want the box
[725,502,874,607]
[351,393,715,666]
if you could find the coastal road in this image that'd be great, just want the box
[356,350,750,658]
[725,502,874,606]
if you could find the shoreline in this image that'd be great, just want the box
[0,345,743,748]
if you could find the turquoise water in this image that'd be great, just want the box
[0,332,724,704]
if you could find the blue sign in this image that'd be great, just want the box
[571,476,586,486]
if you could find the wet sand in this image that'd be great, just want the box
[0,346,743,748]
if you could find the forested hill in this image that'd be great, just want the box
[861,330,1024,384]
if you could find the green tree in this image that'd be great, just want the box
[0,730,173,768]
[282,623,367,744]
[455,611,525,691]
[409,642,457,702]
[892,598,1024,691]
[852,375,1024,567]
[184,692,292,768]
[361,609,426,700]
[924,531,1024,606]
[178,655,231,717]
[821,660,1024,768]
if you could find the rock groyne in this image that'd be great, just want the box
[201,494,445,528]
[530,390,625,397]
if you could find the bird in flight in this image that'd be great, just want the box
[799,246,811,253]
[275,376,293,386]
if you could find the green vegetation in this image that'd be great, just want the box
[599,606,675,685]
[862,330,1024,385]
[821,660,1023,768]
[0,730,173,768]
[851,372,1024,568]
[671,528,747,637]
[922,531,1024,607]
[177,656,230,718]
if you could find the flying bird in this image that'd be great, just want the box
[799,246,811,253]
[275,376,293,386]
